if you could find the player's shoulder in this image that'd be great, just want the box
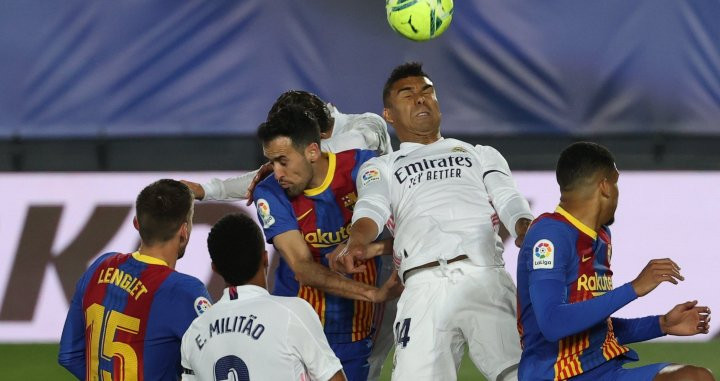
[90,252,125,268]
[265,295,317,321]
[337,148,378,166]
[528,213,575,235]
[256,173,283,194]
[467,141,507,160]
[162,272,210,300]
[525,213,578,248]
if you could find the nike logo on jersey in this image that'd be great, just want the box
[296,208,313,221]
[581,254,592,262]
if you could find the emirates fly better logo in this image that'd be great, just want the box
[532,239,555,269]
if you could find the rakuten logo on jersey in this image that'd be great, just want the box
[394,155,473,187]
[577,272,613,296]
[304,225,350,248]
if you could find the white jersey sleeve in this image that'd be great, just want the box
[476,145,533,237]
[201,169,258,201]
[351,157,393,240]
[286,299,343,381]
[322,112,391,155]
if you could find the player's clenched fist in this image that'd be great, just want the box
[329,240,368,274]
[631,258,684,297]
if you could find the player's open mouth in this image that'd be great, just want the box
[415,111,430,117]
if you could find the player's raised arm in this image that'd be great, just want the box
[476,145,533,246]
[321,111,390,155]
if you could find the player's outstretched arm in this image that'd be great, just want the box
[181,167,267,202]
[530,279,639,342]
[273,230,390,303]
[180,180,205,200]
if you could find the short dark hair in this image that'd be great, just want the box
[257,105,321,151]
[556,142,616,192]
[267,90,333,133]
[383,61,432,107]
[207,213,265,286]
[135,179,193,245]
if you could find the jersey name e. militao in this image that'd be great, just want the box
[59,252,211,381]
[517,207,631,380]
[253,149,380,344]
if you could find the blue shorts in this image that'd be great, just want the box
[331,337,372,381]
[571,356,670,381]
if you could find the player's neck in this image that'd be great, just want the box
[397,129,442,145]
[308,153,330,189]
[137,243,178,269]
[235,271,267,290]
[558,199,602,233]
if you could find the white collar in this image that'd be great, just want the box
[398,137,444,152]
[221,284,269,302]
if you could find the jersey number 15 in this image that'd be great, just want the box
[85,303,140,381]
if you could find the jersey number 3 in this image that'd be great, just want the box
[214,355,250,381]
[85,303,140,381]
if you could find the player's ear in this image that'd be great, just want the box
[178,222,189,243]
[306,142,320,162]
[211,262,219,276]
[132,216,140,231]
[262,250,269,269]
[383,107,394,124]
[599,177,611,198]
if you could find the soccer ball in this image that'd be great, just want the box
[386,0,454,41]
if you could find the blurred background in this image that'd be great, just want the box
[0,0,718,378]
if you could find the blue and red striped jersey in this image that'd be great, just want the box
[517,207,634,380]
[59,251,211,381]
[253,149,380,344]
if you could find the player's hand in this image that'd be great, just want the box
[372,270,403,303]
[180,180,205,200]
[514,218,532,248]
[245,162,274,206]
[660,300,711,336]
[631,258,684,297]
[329,240,368,275]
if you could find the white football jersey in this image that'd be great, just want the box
[352,138,533,280]
[181,285,342,381]
[201,104,392,201]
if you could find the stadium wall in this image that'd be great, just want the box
[0,171,717,343]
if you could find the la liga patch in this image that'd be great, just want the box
[533,239,555,269]
[256,198,275,228]
[194,296,211,316]
[361,167,381,186]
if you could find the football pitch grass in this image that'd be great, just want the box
[2,341,717,380]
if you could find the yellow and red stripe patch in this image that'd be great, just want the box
[553,331,589,380]
[351,258,377,341]
[601,318,629,360]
